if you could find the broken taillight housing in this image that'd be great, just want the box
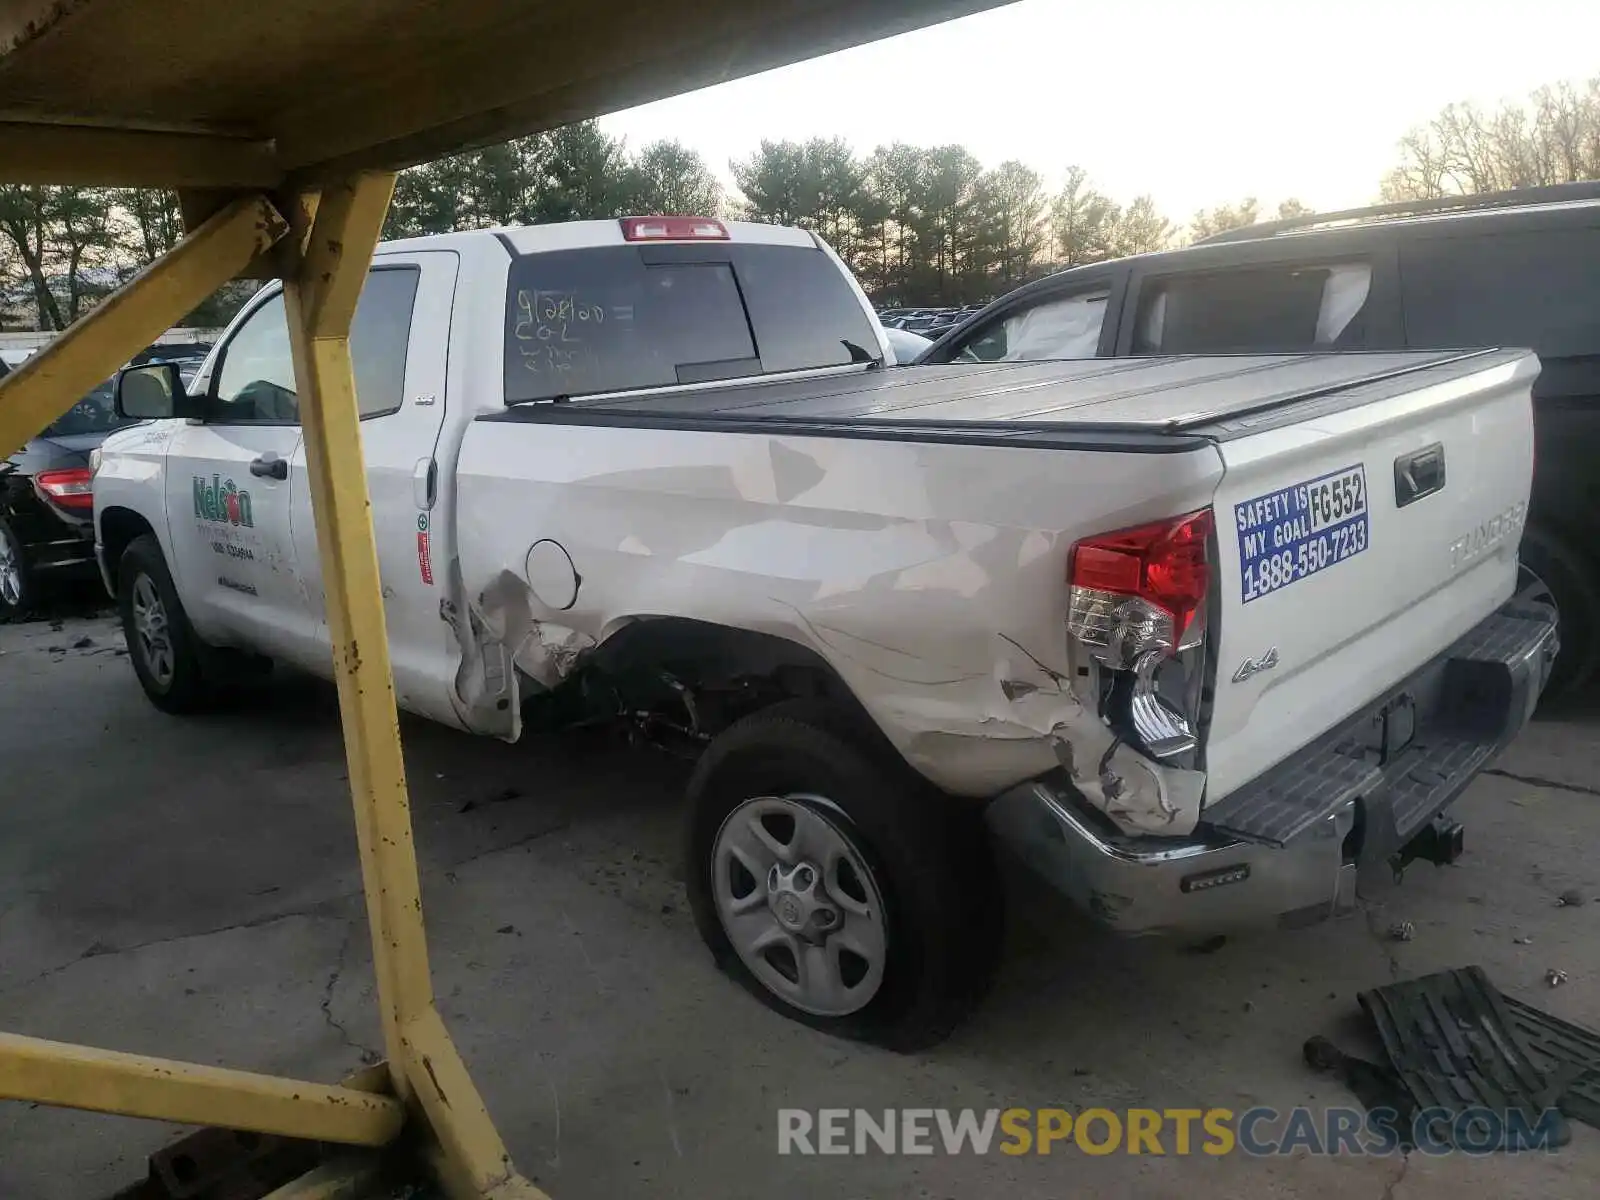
[1068,509,1213,760]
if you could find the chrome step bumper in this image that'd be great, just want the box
[985,600,1557,936]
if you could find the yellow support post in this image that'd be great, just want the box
[402,1009,550,1200]
[0,195,287,458]
[281,170,548,1200]
[260,1157,382,1200]
[280,173,433,1083]
[0,1032,404,1147]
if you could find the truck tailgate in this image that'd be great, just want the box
[1200,349,1539,804]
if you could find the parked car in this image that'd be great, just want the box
[920,181,1600,697]
[0,359,132,618]
[130,341,214,368]
[146,354,209,389]
[97,215,1552,1048]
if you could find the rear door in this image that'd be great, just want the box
[288,253,457,721]
[162,289,312,656]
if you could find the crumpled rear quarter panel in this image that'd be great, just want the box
[455,420,1223,832]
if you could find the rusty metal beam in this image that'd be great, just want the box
[280,172,432,1085]
[0,121,279,186]
[0,1032,405,1147]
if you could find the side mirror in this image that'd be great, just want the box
[115,362,195,420]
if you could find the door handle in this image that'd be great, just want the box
[250,454,289,481]
[1393,443,1445,508]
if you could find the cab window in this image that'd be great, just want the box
[1133,261,1372,354]
[209,267,421,425]
[212,293,298,423]
[953,290,1109,362]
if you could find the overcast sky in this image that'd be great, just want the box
[602,0,1600,220]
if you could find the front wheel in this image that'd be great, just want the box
[0,516,34,623]
[118,534,211,713]
[684,701,1001,1051]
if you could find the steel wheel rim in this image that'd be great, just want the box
[711,794,888,1017]
[0,527,21,607]
[130,573,175,687]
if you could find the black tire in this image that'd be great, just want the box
[0,516,34,623]
[118,534,211,713]
[684,699,1002,1051]
[1518,525,1600,700]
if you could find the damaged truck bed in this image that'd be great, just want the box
[94,218,1555,1048]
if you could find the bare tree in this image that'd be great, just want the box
[0,186,67,329]
[118,189,183,263]
[1383,76,1600,200]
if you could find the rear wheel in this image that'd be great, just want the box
[0,517,33,623]
[118,534,211,713]
[685,700,1001,1051]
[1517,525,1600,700]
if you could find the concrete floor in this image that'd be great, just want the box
[2,609,1599,1199]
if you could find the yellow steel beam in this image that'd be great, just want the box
[0,163,537,1197]
[0,1032,404,1147]
[281,169,544,1199]
[279,171,432,1084]
[0,121,280,187]
[0,193,286,457]
[402,1010,551,1200]
[260,1156,382,1200]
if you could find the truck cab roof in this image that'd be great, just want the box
[377,217,819,258]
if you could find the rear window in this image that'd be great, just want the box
[1401,229,1600,358]
[1133,262,1372,354]
[503,242,879,403]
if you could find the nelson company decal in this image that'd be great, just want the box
[417,512,434,585]
[195,475,262,563]
[194,474,253,527]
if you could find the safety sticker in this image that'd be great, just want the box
[1235,463,1369,603]
[417,512,434,586]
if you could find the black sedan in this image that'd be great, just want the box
[0,361,136,620]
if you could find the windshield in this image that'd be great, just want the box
[43,379,133,438]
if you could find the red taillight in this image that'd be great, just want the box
[1068,509,1213,667]
[620,216,729,241]
[34,466,94,511]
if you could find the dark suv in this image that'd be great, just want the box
[920,181,1600,696]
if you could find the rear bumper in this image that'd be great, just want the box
[29,534,97,572]
[985,600,1557,936]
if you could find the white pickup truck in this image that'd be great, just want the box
[95,215,1556,1049]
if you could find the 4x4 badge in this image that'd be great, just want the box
[1232,647,1280,683]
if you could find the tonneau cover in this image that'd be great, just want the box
[556,349,1523,436]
